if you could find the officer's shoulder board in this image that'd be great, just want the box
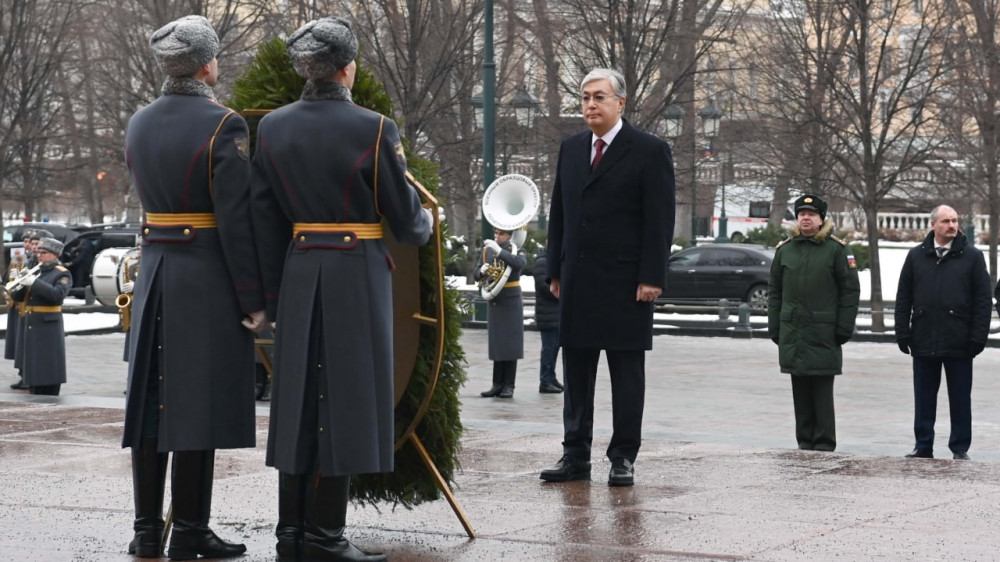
[775,238,791,250]
[830,235,848,246]
[831,237,860,269]
[56,265,68,272]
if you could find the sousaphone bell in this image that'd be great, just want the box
[479,173,541,300]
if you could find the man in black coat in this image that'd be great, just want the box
[895,204,992,461]
[541,68,675,487]
[121,15,265,559]
[531,244,563,393]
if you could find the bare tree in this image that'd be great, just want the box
[824,0,955,331]
[943,0,1000,282]
[0,0,77,239]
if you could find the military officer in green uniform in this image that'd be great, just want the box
[11,237,71,396]
[768,194,860,451]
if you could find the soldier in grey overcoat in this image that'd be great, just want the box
[5,228,33,390]
[474,228,526,398]
[251,17,432,562]
[12,237,70,396]
[120,15,265,560]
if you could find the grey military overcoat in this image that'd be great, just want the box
[473,243,525,361]
[13,262,71,386]
[121,88,264,452]
[251,86,432,476]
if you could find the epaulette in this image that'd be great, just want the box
[56,265,68,272]
[775,238,791,249]
[830,235,848,246]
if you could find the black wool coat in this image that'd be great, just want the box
[546,119,675,350]
[895,232,992,358]
[531,250,559,331]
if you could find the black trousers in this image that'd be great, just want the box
[790,374,836,451]
[561,348,645,462]
[912,356,973,454]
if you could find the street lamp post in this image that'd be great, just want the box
[699,103,725,243]
[480,0,497,243]
[662,104,692,245]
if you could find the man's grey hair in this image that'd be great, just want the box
[581,68,627,99]
[930,204,955,223]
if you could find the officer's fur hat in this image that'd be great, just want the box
[30,229,53,242]
[286,17,358,80]
[150,15,220,77]
[793,194,828,221]
[36,237,64,256]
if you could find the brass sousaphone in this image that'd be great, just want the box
[479,173,541,299]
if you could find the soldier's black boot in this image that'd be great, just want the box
[276,472,306,562]
[480,362,505,397]
[128,437,168,558]
[498,360,517,398]
[302,473,386,562]
[167,450,246,560]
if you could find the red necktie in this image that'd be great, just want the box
[592,138,605,171]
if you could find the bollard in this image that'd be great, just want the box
[717,299,730,321]
[736,303,752,331]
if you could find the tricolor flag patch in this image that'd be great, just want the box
[847,254,857,269]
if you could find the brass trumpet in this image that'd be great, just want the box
[4,263,42,292]
[1,263,42,309]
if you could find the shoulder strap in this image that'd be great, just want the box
[373,115,385,218]
[207,110,238,200]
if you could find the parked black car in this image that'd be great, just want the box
[3,222,80,268]
[661,243,775,310]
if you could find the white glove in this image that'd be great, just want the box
[484,239,501,253]
[21,273,39,287]
[479,262,490,274]
[436,206,446,223]
[241,310,267,333]
[421,207,434,225]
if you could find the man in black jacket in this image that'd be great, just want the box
[894,204,992,461]
[531,244,563,393]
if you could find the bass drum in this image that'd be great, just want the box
[92,247,140,306]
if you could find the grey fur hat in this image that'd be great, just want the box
[286,17,358,80]
[150,15,220,77]
[37,237,64,256]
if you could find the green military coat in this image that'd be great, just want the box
[767,220,861,376]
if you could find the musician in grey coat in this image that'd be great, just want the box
[474,228,526,398]
[12,237,71,396]
[120,15,265,560]
[251,17,432,562]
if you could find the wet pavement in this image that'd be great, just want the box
[2,329,1000,561]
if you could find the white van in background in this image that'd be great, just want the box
[711,185,793,241]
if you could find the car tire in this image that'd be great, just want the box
[730,232,745,243]
[745,283,768,311]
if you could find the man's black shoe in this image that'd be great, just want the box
[497,385,514,398]
[539,382,562,394]
[552,379,564,390]
[9,379,27,390]
[540,456,591,482]
[480,385,503,397]
[953,451,970,460]
[905,449,933,459]
[608,458,634,487]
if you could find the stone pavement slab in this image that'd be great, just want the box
[2,329,1000,561]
